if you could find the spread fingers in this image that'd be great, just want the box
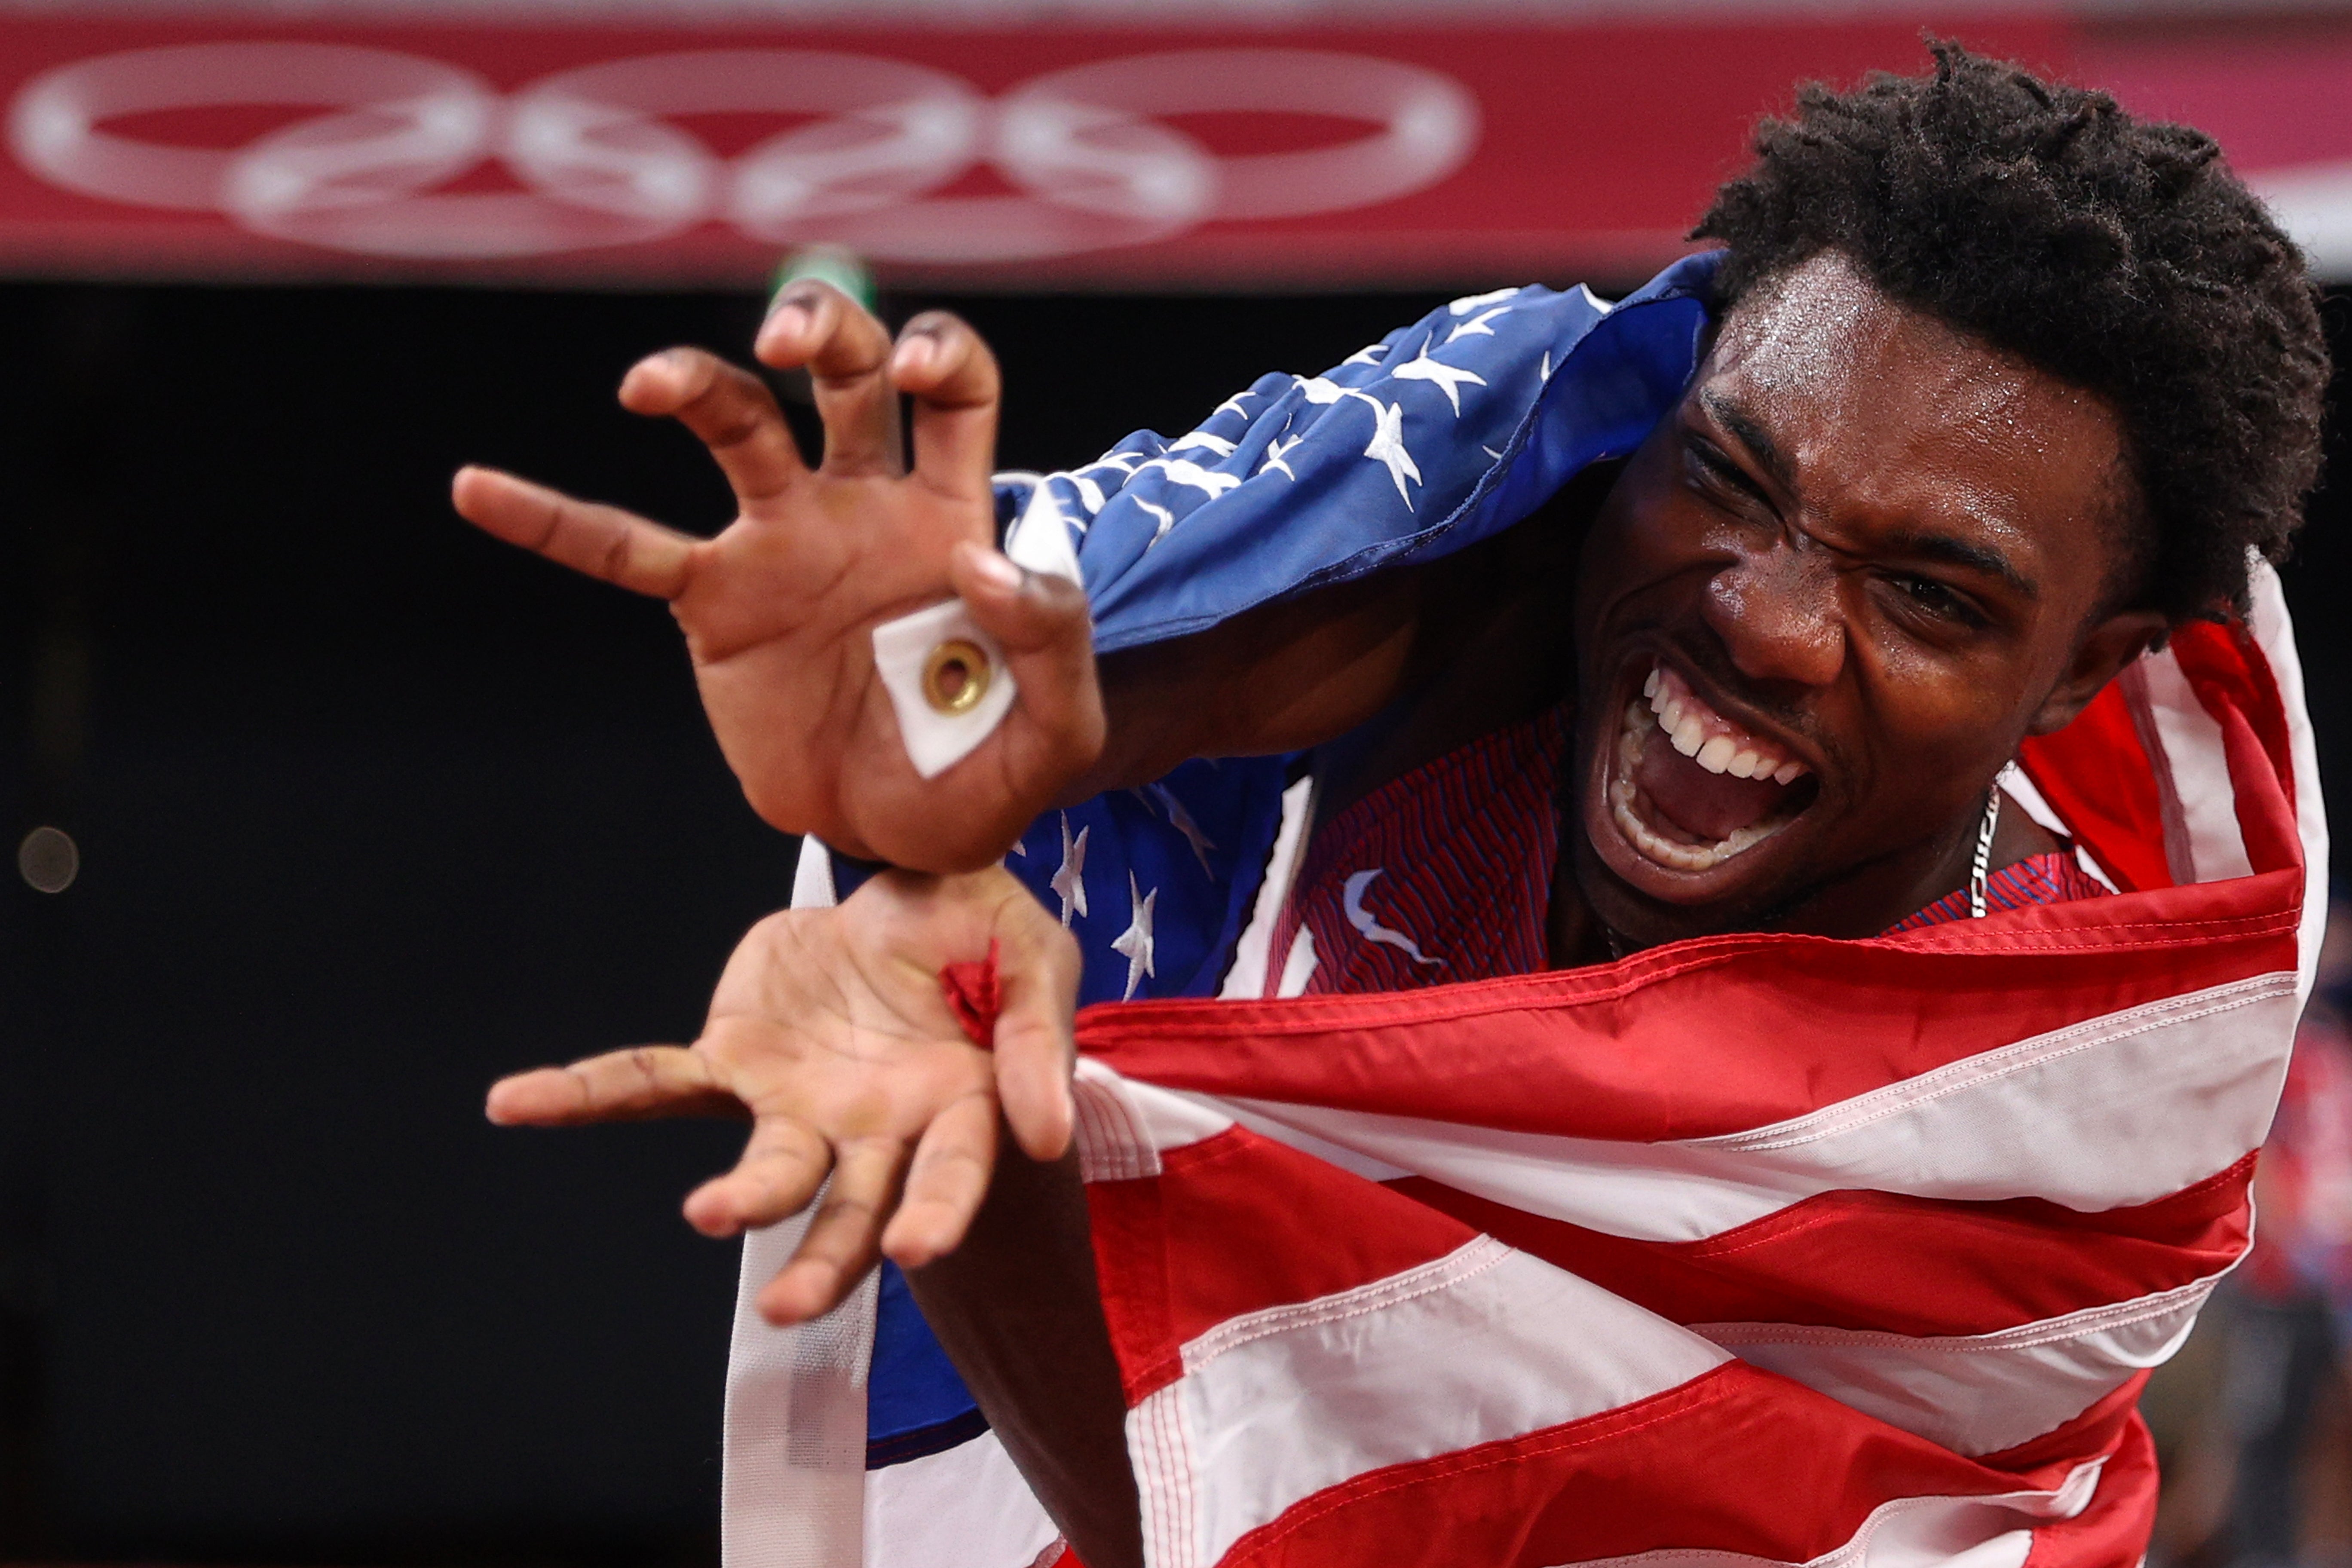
[451,466,696,600]
[685,1113,835,1240]
[754,280,900,478]
[879,1091,998,1269]
[755,1136,907,1324]
[619,347,807,505]
[891,312,1002,504]
[484,1045,735,1126]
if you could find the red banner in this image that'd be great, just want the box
[0,12,2342,288]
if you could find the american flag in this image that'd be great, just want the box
[718,257,2326,1568]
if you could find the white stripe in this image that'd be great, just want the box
[724,1223,878,1568]
[1208,1093,1411,1182]
[1150,1237,1730,1566]
[2242,563,2330,1006]
[1074,1060,1234,1181]
[1548,1458,2104,1568]
[1694,1268,2224,1456]
[723,841,870,1568]
[864,1430,1059,1568]
[1075,1065,1411,1183]
[1130,1382,1200,1568]
[2138,647,2251,885]
[1208,970,2297,1241]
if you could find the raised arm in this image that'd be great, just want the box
[451,284,1461,872]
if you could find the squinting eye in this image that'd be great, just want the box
[1891,575,1974,622]
[1683,444,1763,507]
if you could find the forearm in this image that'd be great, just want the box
[1063,562,1432,799]
[905,1142,1141,1568]
[1057,498,1584,800]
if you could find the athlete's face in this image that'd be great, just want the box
[1570,251,2168,946]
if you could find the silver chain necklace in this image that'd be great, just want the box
[1968,785,2003,920]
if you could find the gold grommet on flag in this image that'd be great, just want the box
[922,639,991,715]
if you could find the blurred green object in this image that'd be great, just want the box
[772,245,876,311]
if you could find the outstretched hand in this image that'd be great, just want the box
[451,283,1105,872]
[485,866,1081,1326]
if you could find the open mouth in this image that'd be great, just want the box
[1607,662,1818,872]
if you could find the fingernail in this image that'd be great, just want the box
[968,548,1021,594]
[764,303,812,340]
[893,337,934,377]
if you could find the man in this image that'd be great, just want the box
[461,46,2328,1568]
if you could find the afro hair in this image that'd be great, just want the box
[1692,40,2330,622]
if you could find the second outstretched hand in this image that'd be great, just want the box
[485,866,1081,1326]
[451,282,1105,873]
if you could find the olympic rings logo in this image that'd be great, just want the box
[7,43,1481,262]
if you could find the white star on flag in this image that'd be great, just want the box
[1358,397,1423,508]
[1111,871,1158,1001]
[1392,334,1487,416]
[1342,343,1387,367]
[1212,391,1258,420]
[1449,286,1519,313]
[1137,456,1243,500]
[1136,498,1176,544]
[1170,431,1238,457]
[1148,783,1218,877]
[1295,375,1344,405]
[1445,305,1511,345]
[1260,434,1304,481]
[1050,812,1089,926]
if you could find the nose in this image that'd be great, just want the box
[1700,541,1845,689]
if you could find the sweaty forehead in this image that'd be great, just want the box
[1704,252,2128,578]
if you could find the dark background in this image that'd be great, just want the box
[2,278,2346,1564]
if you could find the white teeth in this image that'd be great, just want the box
[1611,680,1809,875]
[1637,662,1813,788]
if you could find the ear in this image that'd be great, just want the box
[2025,608,2170,736]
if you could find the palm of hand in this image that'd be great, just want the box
[453,282,1104,873]
[486,866,1080,1326]
[695,906,999,1214]
[680,470,989,842]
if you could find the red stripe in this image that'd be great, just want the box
[1210,1360,2137,1568]
[1080,888,2296,1137]
[2020,681,2169,895]
[2019,619,2300,897]
[1390,1154,2251,1336]
[2020,1412,2158,1568]
[1087,1127,1477,1400]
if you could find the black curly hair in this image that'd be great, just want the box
[1691,40,2330,623]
